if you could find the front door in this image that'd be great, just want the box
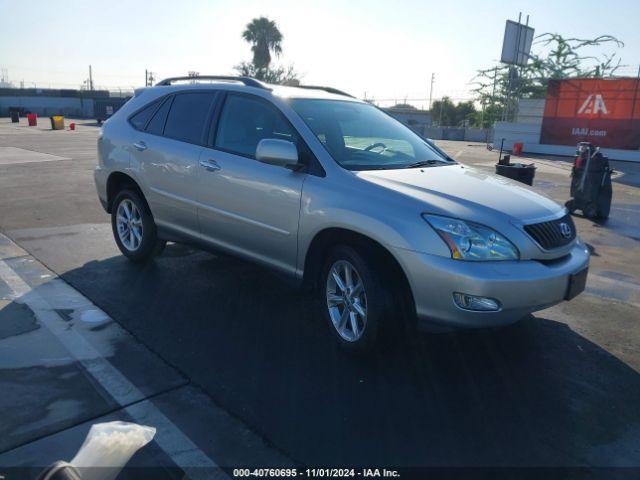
[196,93,306,275]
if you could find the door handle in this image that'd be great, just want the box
[133,141,147,151]
[199,158,222,172]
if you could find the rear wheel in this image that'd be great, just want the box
[320,245,394,351]
[111,189,165,263]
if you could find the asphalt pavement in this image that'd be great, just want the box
[1,118,640,475]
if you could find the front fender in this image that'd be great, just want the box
[297,175,451,274]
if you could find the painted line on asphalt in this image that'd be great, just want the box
[0,256,226,480]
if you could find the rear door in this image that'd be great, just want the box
[195,93,307,275]
[129,91,218,238]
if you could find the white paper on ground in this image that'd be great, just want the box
[69,421,156,480]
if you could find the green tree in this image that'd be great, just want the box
[241,17,283,70]
[430,97,477,126]
[236,16,300,85]
[235,62,300,86]
[472,33,625,125]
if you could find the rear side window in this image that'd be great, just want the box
[145,96,173,135]
[215,94,296,158]
[164,93,217,145]
[129,100,159,130]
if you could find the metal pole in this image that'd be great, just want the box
[145,69,148,87]
[89,65,94,90]
[428,73,434,111]
[629,64,640,122]
[491,66,498,124]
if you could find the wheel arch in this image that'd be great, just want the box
[106,171,151,214]
[302,227,416,319]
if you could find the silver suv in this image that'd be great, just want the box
[95,76,589,350]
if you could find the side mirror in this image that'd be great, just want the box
[256,139,301,170]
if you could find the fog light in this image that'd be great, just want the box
[453,292,501,311]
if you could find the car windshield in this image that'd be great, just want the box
[288,98,451,170]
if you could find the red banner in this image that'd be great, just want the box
[540,78,640,150]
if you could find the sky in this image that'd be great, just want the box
[1,0,639,108]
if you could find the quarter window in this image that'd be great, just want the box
[145,96,173,135]
[129,99,160,130]
[215,95,296,158]
[164,93,217,145]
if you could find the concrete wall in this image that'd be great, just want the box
[385,109,432,127]
[422,126,493,143]
[0,96,94,117]
[493,98,640,162]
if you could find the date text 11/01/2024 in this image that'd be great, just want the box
[232,468,401,477]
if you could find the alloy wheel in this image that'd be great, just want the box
[326,259,368,342]
[116,199,143,251]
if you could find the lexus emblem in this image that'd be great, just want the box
[559,222,572,238]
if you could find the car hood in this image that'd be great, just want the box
[356,164,563,222]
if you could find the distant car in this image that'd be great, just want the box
[94,75,589,350]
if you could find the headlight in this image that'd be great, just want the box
[423,214,519,261]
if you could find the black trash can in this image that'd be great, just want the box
[566,142,612,219]
[495,162,536,186]
[10,111,20,123]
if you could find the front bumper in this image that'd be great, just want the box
[391,241,590,329]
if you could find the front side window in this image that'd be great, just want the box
[288,99,450,170]
[215,94,296,158]
[164,92,217,145]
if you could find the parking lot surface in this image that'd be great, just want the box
[1,118,639,473]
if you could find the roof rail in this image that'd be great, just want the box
[296,85,354,98]
[155,76,269,90]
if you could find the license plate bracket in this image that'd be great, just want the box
[565,267,588,300]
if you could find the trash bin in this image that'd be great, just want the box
[50,115,65,130]
[10,111,20,123]
[565,142,612,219]
[495,157,536,186]
[27,113,38,127]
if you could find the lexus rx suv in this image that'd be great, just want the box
[95,75,589,350]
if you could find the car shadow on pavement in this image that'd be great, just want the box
[56,243,640,468]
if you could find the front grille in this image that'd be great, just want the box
[524,214,576,250]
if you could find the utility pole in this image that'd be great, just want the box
[89,65,94,90]
[145,69,148,87]
[428,73,435,111]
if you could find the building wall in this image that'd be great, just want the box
[0,96,94,117]
[494,98,640,162]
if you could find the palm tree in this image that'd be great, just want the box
[242,17,283,70]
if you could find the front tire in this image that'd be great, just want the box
[111,189,165,263]
[320,245,391,351]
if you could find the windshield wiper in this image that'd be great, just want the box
[404,159,444,168]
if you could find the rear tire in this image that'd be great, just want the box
[319,245,394,351]
[111,189,165,263]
